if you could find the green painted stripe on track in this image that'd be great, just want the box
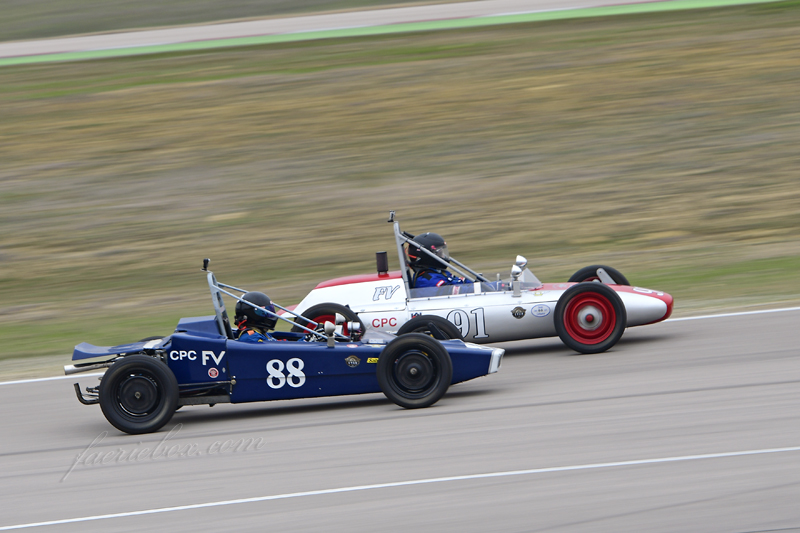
[0,0,782,67]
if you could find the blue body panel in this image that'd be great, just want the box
[73,315,496,405]
[224,340,384,403]
[166,333,229,385]
[175,315,225,338]
[73,341,150,360]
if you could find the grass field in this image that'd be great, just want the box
[2,1,799,360]
[1,0,461,42]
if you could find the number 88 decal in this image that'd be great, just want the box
[266,358,306,389]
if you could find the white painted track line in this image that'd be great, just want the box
[2,444,800,530]
[666,306,800,322]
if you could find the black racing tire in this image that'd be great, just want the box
[291,303,364,338]
[568,265,630,286]
[99,355,179,435]
[396,315,464,340]
[377,334,453,409]
[555,283,627,354]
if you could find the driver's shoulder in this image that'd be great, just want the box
[236,328,274,343]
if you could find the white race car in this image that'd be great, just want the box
[292,212,673,354]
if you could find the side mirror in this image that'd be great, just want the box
[515,255,528,269]
[325,321,336,347]
[511,265,523,298]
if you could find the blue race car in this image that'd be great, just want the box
[66,260,504,434]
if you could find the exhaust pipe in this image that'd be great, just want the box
[64,362,113,375]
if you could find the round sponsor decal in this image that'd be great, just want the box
[345,355,361,368]
[208,367,219,379]
[531,304,551,318]
[511,306,526,319]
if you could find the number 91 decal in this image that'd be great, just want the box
[266,358,306,389]
[446,308,489,339]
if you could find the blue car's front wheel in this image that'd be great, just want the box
[377,334,453,409]
[99,355,179,434]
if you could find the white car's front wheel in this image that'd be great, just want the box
[555,283,627,354]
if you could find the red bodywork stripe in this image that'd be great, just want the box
[314,270,403,289]
[277,304,298,316]
[612,285,674,322]
[537,283,673,323]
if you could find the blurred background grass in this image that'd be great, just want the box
[2,1,799,360]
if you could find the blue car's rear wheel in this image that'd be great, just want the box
[377,334,452,409]
[99,355,179,434]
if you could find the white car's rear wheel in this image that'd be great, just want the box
[568,265,630,285]
[291,303,364,338]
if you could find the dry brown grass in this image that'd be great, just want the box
[2,2,800,358]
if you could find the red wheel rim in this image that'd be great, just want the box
[563,292,616,344]
[310,313,350,336]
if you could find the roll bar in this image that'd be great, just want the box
[388,211,489,284]
[202,259,355,341]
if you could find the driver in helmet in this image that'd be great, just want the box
[234,291,278,343]
[408,232,472,288]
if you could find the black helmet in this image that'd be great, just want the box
[234,291,277,330]
[407,232,449,269]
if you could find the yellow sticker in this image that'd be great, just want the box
[367,358,379,364]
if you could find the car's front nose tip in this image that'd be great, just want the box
[489,348,504,373]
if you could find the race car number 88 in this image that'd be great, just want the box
[266,358,306,389]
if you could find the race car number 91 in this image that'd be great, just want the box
[267,358,306,389]
[447,308,489,339]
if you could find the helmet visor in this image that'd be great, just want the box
[254,304,276,317]
[428,243,449,262]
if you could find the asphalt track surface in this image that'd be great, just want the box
[0,0,780,66]
[2,309,799,531]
